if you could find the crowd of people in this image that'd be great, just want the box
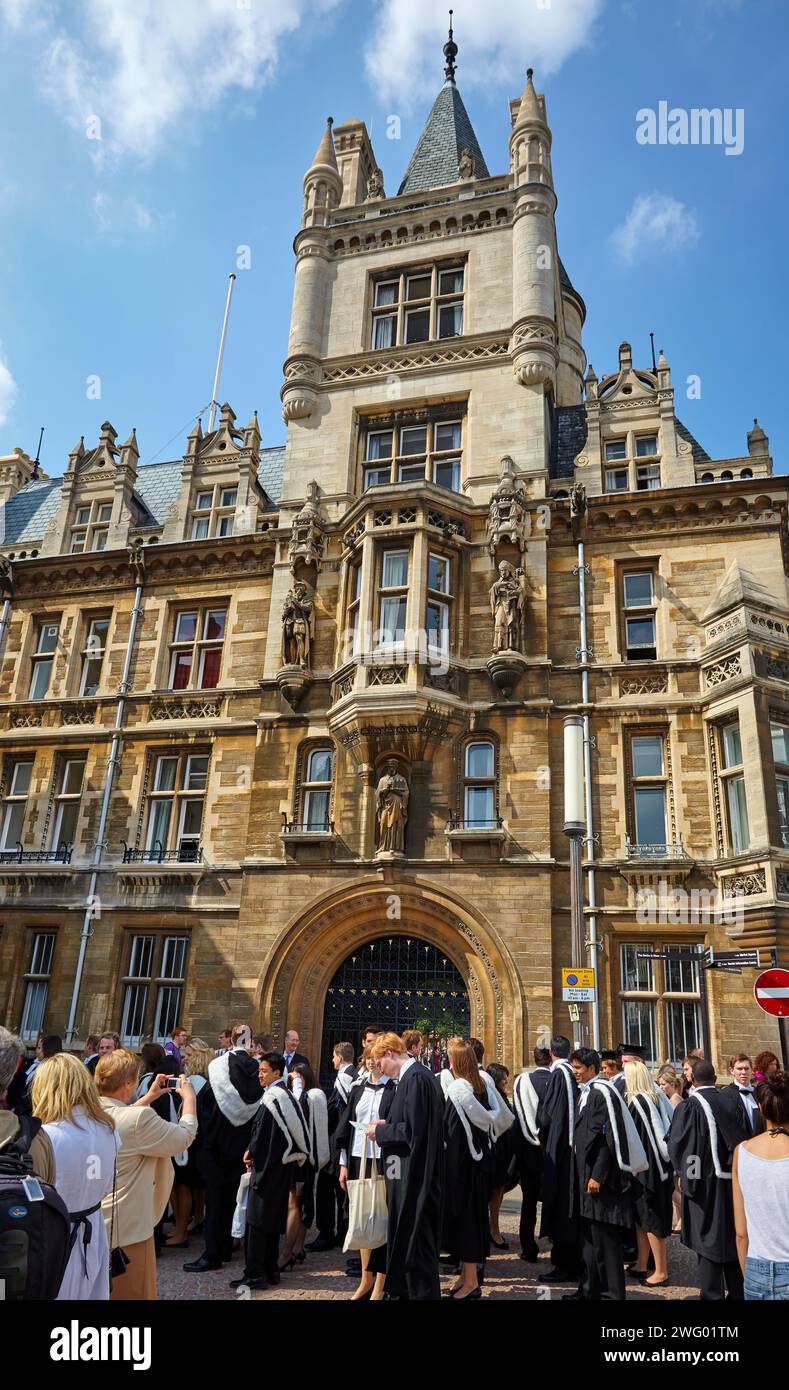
[1,1019,787,1302]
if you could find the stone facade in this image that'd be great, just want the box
[0,65,786,1073]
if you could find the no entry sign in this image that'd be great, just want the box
[754,968,789,1018]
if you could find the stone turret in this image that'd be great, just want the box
[508,71,558,393]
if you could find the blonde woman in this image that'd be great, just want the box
[624,1059,674,1287]
[166,1037,213,1248]
[32,1052,120,1301]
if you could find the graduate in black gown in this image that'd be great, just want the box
[441,1039,497,1299]
[667,1058,745,1301]
[512,1046,551,1261]
[185,1044,263,1272]
[718,1053,766,1138]
[564,1048,648,1302]
[537,1036,580,1280]
[486,1062,518,1250]
[623,1057,675,1286]
[309,1041,357,1252]
[278,1062,329,1270]
[231,1051,310,1290]
[365,1031,445,1301]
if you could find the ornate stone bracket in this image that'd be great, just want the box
[486,456,530,558]
[288,480,325,574]
[509,315,558,389]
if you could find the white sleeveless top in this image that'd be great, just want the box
[738,1143,789,1262]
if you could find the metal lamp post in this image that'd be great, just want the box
[563,714,588,1047]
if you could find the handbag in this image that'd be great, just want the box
[343,1135,388,1252]
[108,1159,130,1285]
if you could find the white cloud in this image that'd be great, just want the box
[1,0,342,161]
[0,346,18,427]
[365,0,604,105]
[610,192,700,266]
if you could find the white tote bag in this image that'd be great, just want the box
[343,1138,388,1252]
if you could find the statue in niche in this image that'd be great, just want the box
[282,580,315,668]
[376,759,409,854]
[458,147,476,179]
[366,167,385,200]
[489,560,527,653]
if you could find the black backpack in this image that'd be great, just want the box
[0,1114,71,1299]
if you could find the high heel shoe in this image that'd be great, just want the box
[278,1256,296,1272]
[294,1251,306,1264]
[489,1236,508,1250]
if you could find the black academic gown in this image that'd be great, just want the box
[574,1085,638,1229]
[247,1081,309,1235]
[334,1078,395,1177]
[628,1094,674,1238]
[375,1062,445,1300]
[667,1086,741,1264]
[538,1061,579,1247]
[442,1086,494,1264]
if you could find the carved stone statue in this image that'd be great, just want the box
[458,147,476,180]
[282,581,315,668]
[569,481,587,521]
[288,479,325,571]
[366,167,385,200]
[127,537,145,585]
[489,560,527,653]
[375,759,409,855]
[486,455,529,556]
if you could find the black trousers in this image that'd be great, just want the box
[580,1218,626,1301]
[244,1224,280,1281]
[203,1175,239,1265]
[550,1239,581,1277]
[698,1255,744,1301]
[517,1147,543,1256]
[314,1167,347,1242]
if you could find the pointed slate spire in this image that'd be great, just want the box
[398,87,489,195]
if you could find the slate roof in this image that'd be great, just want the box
[675,418,711,464]
[398,81,490,196]
[1,445,286,546]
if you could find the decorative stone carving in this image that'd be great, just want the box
[149,698,222,721]
[569,482,587,522]
[704,654,742,687]
[620,674,668,696]
[0,554,13,598]
[754,649,789,682]
[322,335,509,384]
[510,316,557,390]
[489,561,527,654]
[10,709,42,729]
[776,871,789,898]
[288,481,325,572]
[375,759,409,856]
[282,581,315,668]
[458,147,476,179]
[60,702,96,726]
[721,870,766,898]
[128,537,146,586]
[366,167,384,200]
[368,665,406,687]
[486,456,529,556]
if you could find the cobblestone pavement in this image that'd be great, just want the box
[156,1193,701,1302]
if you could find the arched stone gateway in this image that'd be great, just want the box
[256,877,524,1072]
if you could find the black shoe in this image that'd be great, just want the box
[542,1268,573,1283]
[490,1236,509,1250]
[452,1287,482,1301]
[229,1274,268,1290]
[266,1270,281,1287]
[306,1235,335,1252]
[561,1291,587,1301]
[520,1247,540,1262]
[183,1256,221,1273]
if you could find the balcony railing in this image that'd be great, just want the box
[121,841,203,864]
[281,815,335,834]
[0,842,73,865]
[625,838,687,860]
[446,814,504,832]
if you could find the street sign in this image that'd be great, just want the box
[562,967,596,1002]
[754,968,789,1018]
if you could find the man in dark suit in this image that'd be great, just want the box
[282,1029,309,1074]
[719,1053,765,1136]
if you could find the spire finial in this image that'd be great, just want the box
[527,67,534,81]
[443,9,458,82]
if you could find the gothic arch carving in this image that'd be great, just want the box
[256,876,524,1069]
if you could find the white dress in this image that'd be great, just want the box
[43,1107,122,1301]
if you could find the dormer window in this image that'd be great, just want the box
[70,500,112,553]
[370,262,465,350]
[604,433,662,492]
[191,485,237,539]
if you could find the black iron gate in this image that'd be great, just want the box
[319,934,470,1085]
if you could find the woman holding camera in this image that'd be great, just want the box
[97,1048,197,1300]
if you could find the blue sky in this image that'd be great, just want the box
[0,0,787,475]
